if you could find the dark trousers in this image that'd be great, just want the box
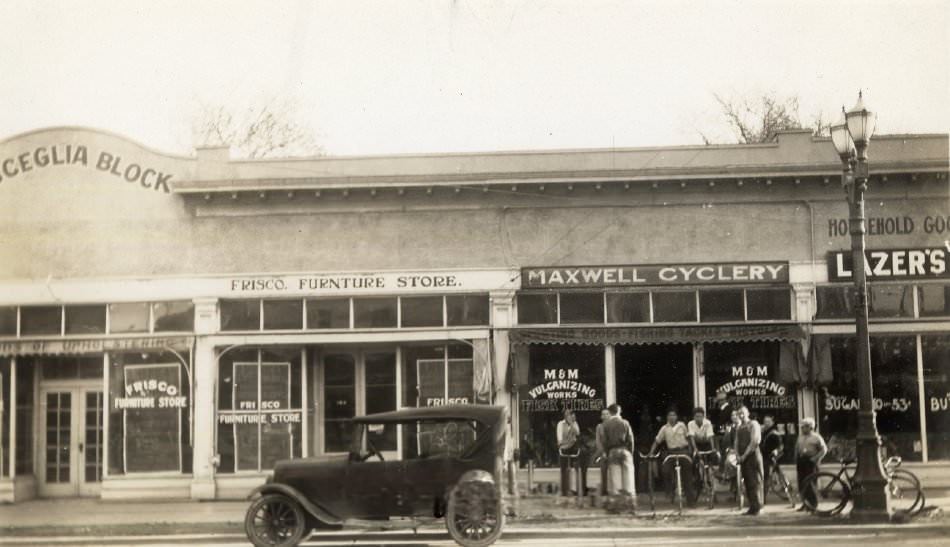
[661,448,696,503]
[797,458,819,508]
[600,460,608,496]
[762,456,777,504]
[559,454,582,495]
[740,450,764,511]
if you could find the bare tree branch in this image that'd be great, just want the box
[192,97,322,158]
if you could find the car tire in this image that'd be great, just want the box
[445,481,504,547]
[245,493,309,547]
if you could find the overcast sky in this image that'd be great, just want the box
[1,0,947,156]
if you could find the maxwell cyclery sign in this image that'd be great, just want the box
[522,261,788,288]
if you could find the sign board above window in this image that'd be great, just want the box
[522,262,789,289]
[827,248,949,282]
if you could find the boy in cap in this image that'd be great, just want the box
[795,418,828,511]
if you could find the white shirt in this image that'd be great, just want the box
[687,418,715,441]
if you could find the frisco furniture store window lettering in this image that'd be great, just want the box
[109,350,193,475]
[216,348,304,473]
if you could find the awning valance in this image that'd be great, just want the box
[509,324,806,346]
[0,336,194,357]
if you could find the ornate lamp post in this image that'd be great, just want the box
[829,92,891,519]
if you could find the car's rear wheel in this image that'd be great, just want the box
[445,481,504,547]
[245,493,308,547]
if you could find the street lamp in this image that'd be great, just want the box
[829,91,891,519]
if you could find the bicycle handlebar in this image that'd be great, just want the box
[663,454,693,464]
[638,451,662,460]
[695,449,718,455]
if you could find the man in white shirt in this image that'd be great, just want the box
[648,409,695,505]
[556,409,580,496]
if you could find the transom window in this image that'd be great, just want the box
[815,282,949,320]
[517,287,791,325]
[6,302,195,337]
[220,295,490,332]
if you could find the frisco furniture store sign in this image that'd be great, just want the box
[522,261,789,288]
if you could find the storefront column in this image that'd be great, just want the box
[693,343,705,410]
[792,283,815,323]
[490,290,515,458]
[190,298,218,500]
[604,345,616,405]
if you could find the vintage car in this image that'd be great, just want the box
[244,404,507,547]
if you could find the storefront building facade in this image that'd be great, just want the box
[0,127,947,501]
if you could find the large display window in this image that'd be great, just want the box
[401,343,477,407]
[108,351,192,475]
[517,344,605,467]
[923,335,950,460]
[816,336,922,461]
[704,342,799,462]
[217,347,303,473]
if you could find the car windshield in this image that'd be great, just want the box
[402,419,486,460]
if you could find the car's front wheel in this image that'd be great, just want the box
[245,493,309,547]
[445,481,504,547]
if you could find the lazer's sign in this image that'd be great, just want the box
[827,248,949,282]
[522,262,788,288]
[0,143,174,193]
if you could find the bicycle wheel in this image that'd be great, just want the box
[888,469,923,516]
[802,472,850,516]
[769,469,790,501]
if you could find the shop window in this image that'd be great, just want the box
[817,336,922,461]
[922,335,950,460]
[868,284,913,318]
[517,344,605,467]
[220,300,260,331]
[402,344,475,408]
[153,301,195,332]
[699,289,744,322]
[606,292,650,323]
[703,342,798,463]
[20,306,62,335]
[353,298,397,328]
[402,419,481,460]
[15,359,33,475]
[364,353,397,450]
[400,296,444,328]
[517,293,557,324]
[446,295,490,326]
[815,286,854,319]
[262,300,303,330]
[746,288,791,320]
[108,303,150,333]
[1,359,8,477]
[559,292,604,324]
[652,291,697,323]
[0,307,16,335]
[108,350,193,475]
[40,356,102,380]
[306,298,350,329]
[64,305,106,335]
[323,353,356,453]
[216,348,303,472]
[919,284,950,317]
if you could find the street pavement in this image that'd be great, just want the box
[1,494,947,546]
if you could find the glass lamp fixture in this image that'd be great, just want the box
[845,91,876,149]
[830,107,855,160]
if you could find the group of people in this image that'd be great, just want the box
[554,393,829,516]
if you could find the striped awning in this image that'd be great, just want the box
[508,324,806,346]
[0,336,194,357]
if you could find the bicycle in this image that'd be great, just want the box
[694,449,719,509]
[638,451,662,516]
[766,453,797,508]
[662,453,694,514]
[801,456,924,517]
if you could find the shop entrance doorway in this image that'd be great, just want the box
[614,344,694,444]
[38,384,104,497]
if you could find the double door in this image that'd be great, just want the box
[39,385,104,497]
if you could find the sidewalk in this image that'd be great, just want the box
[0,493,946,537]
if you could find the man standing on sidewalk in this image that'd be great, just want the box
[594,408,611,497]
[736,405,763,515]
[603,403,636,511]
[556,409,581,497]
[761,414,784,505]
[795,418,828,511]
